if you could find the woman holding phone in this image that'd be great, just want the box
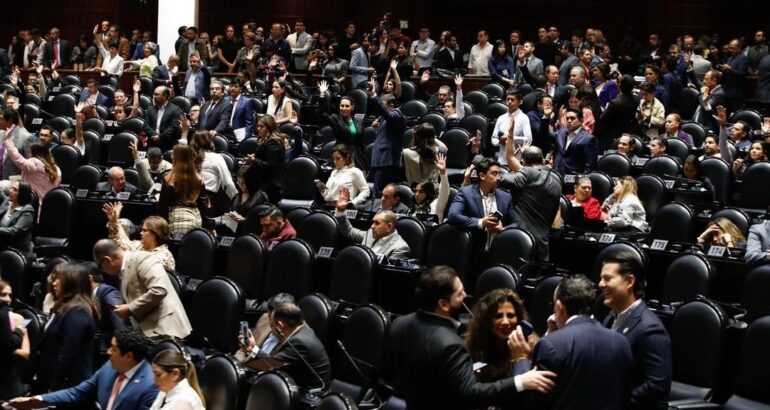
[466,289,536,382]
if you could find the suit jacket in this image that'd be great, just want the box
[516,56,544,86]
[386,311,521,409]
[266,325,331,394]
[447,184,519,231]
[1,126,33,179]
[0,202,34,257]
[356,198,411,215]
[43,39,71,68]
[94,283,126,349]
[182,66,212,102]
[369,96,406,169]
[553,128,598,174]
[319,94,367,169]
[757,55,770,103]
[0,302,24,399]
[335,213,410,259]
[603,301,672,409]
[177,39,207,72]
[143,102,183,152]
[598,94,642,148]
[42,360,158,410]
[558,54,579,86]
[349,47,370,88]
[80,89,111,107]
[199,98,232,134]
[746,220,770,265]
[120,250,191,339]
[228,95,257,135]
[695,85,726,133]
[152,64,175,89]
[38,305,97,390]
[722,53,749,98]
[287,31,312,70]
[95,181,139,194]
[526,316,633,410]
[436,47,464,71]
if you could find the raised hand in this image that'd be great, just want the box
[129,141,139,161]
[179,113,190,132]
[454,74,463,90]
[715,105,727,126]
[75,101,86,113]
[317,80,328,96]
[133,77,141,94]
[367,77,378,97]
[390,59,398,71]
[435,152,446,174]
[35,63,43,75]
[336,186,351,211]
[420,69,431,84]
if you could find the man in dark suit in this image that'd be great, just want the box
[599,75,641,150]
[88,268,125,349]
[8,327,157,410]
[95,166,139,195]
[43,27,71,69]
[448,157,519,252]
[198,80,232,135]
[513,275,633,410]
[368,78,406,196]
[357,183,411,214]
[552,107,598,174]
[181,52,211,105]
[176,26,207,72]
[694,69,726,133]
[143,85,182,152]
[152,54,179,91]
[227,77,258,142]
[248,302,331,401]
[386,266,556,409]
[719,39,750,110]
[79,78,110,107]
[436,35,464,71]
[600,252,672,409]
[525,91,552,152]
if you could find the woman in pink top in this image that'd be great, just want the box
[3,139,61,205]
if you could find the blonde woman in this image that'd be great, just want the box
[102,202,176,270]
[697,218,746,249]
[601,176,648,232]
[150,350,205,410]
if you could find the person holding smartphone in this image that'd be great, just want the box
[466,289,536,383]
[0,279,30,400]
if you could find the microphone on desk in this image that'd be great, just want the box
[276,328,327,402]
[337,339,381,408]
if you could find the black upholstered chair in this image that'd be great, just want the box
[464,91,489,115]
[226,234,266,301]
[530,275,563,336]
[739,162,770,210]
[587,171,613,203]
[329,245,377,305]
[263,238,316,299]
[107,131,138,167]
[710,207,750,237]
[642,155,680,178]
[636,174,667,223]
[34,187,75,257]
[660,253,712,304]
[245,371,298,410]
[649,202,693,243]
[190,276,244,353]
[425,224,472,283]
[700,157,731,205]
[597,153,632,177]
[177,228,217,281]
[52,144,83,185]
[297,210,338,252]
[395,217,426,261]
[741,265,770,323]
[721,316,770,409]
[487,228,535,269]
[278,156,319,212]
[474,264,519,300]
[0,249,27,302]
[198,353,247,410]
[72,164,103,190]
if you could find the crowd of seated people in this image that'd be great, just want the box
[2,14,770,410]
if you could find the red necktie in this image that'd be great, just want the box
[53,41,60,69]
[105,373,126,410]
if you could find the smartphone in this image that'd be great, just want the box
[240,321,250,345]
[520,320,534,339]
[20,318,32,329]
[491,210,504,221]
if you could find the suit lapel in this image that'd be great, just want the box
[112,361,146,410]
[471,188,484,218]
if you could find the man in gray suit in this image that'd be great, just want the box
[94,239,191,339]
[334,187,410,259]
[746,220,770,266]
[516,41,545,86]
[349,39,375,89]
[0,108,33,181]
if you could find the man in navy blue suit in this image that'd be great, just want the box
[367,77,406,196]
[227,77,257,142]
[8,327,158,410]
[600,252,672,409]
[552,107,598,174]
[448,157,519,250]
[513,275,633,410]
[88,268,125,349]
[80,78,111,107]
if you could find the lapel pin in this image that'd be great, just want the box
[623,327,629,334]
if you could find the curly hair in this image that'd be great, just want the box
[465,288,529,382]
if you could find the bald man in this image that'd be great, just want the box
[96,166,139,195]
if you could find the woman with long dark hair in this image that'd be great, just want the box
[317,80,367,169]
[3,139,61,207]
[38,263,99,391]
[0,181,36,258]
[488,39,516,87]
[244,116,287,204]
[266,80,297,125]
[158,145,213,236]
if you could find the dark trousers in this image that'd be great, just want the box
[372,166,400,197]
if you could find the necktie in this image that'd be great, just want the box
[53,41,60,69]
[229,98,238,127]
[106,373,126,410]
[525,58,530,66]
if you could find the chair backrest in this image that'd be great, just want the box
[120,117,146,136]
[298,293,334,348]
[710,207,750,237]
[726,316,770,407]
[474,264,519,300]
[198,353,244,410]
[123,168,141,188]
[650,202,693,242]
[82,130,102,164]
[484,102,508,119]
[170,95,192,114]
[285,207,312,232]
[459,114,488,142]
[329,244,377,304]
[138,75,153,95]
[191,277,244,353]
[319,140,336,162]
[395,217,426,261]
[26,93,43,106]
[425,224,472,282]
[23,104,41,131]
[482,82,505,100]
[72,164,103,190]
[346,88,368,115]
[665,138,690,162]
[296,210,338,252]
[213,134,229,152]
[661,253,712,304]
[739,162,770,209]
[107,132,138,167]
[587,171,614,203]
[50,93,76,118]
[47,116,72,133]
[597,153,633,177]
[238,137,259,156]
[530,275,563,336]
[636,174,668,223]
[399,81,416,101]
[317,393,358,410]
[681,122,706,148]
[731,109,762,131]
[177,228,217,280]
[418,113,446,135]
[487,228,535,269]
[642,155,680,178]
[400,100,428,119]
[37,187,74,238]
[592,241,647,284]
[741,265,770,323]
[283,156,319,200]
[52,144,83,185]
[0,249,26,300]
[441,128,470,169]
[679,88,700,121]
[263,238,316,299]
[245,370,298,410]
[464,90,489,114]
[698,157,730,205]
[226,234,266,300]
[669,299,726,401]
[336,304,389,384]
[516,83,534,97]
